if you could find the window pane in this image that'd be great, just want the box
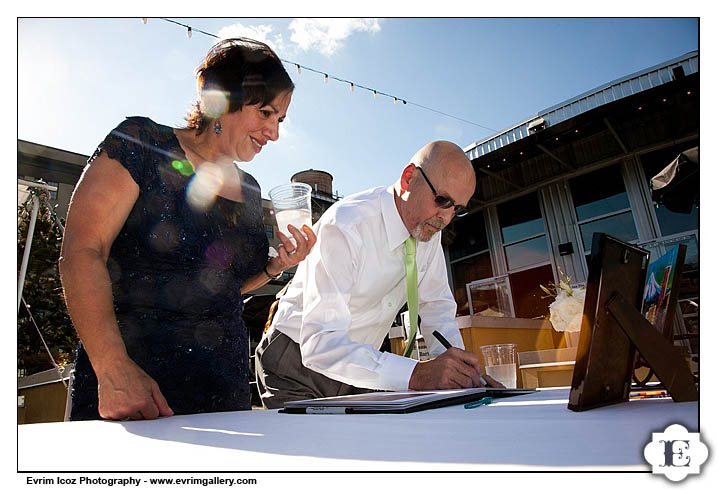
[508,264,555,319]
[504,236,550,271]
[654,204,699,236]
[570,165,630,221]
[451,252,493,316]
[497,193,545,243]
[579,211,638,252]
[448,212,489,261]
[662,235,699,272]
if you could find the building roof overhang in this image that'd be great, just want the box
[461,55,698,212]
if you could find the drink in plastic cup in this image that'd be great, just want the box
[480,343,517,388]
[269,183,312,243]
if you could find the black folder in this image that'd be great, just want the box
[280,387,535,414]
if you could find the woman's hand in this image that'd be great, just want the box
[266,224,317,277]
[96,357,174,420]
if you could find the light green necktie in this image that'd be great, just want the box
[402,236,419,357]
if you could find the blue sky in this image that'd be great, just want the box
[18,17,698,200]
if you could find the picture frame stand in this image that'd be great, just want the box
[606,293,698,402]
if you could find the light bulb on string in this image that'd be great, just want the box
[296,64,301,75]
[141,18,147,24]
[156,18,498,134]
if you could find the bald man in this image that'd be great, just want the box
[255,141,499,409]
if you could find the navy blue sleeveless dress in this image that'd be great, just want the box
[70,117,269,419]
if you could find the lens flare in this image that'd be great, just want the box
[202,89,230,119]
[199,265,227,294]
[186,164,224,212]
[172,160,195,176]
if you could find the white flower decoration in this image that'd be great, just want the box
[541,271,586,333]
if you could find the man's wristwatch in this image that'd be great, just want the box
[263,265,282,280]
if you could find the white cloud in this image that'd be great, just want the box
[217,23,287,54]
[288,18,381,56]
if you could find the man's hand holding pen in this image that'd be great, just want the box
[407,331,504,390]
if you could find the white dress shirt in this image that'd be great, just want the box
[270,185,465,391]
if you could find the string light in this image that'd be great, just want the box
[141,18,147,24]
[156,18,497,133]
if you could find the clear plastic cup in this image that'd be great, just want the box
[480,343,517,388]
[269,183,312,243]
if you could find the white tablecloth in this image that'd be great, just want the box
[18,387,698,471]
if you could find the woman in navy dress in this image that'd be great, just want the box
[60,38,316,420]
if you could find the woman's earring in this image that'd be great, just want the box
[214,120,222,135]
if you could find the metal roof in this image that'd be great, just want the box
[463,51,699,161]
[18,139,90,166]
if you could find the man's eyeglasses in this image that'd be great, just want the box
[416,166,468,217]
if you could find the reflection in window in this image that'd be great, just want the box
[570,165,631,221]
[654,205,698,237]
[497,193,544,244]
[452,252,493,316]
[448,212,489,261]
[578,211,638,251]
[569,165,637,255]
[504,236,550,271]
[574,189,631,221]
[497,192,550,276]
[663,235,699,272]
[508,264,555,319]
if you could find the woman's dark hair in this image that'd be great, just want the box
[186,37,294,134]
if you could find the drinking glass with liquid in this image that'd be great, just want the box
[269,183,313,243]
[480,343,517,388]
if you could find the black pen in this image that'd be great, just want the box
[432,330,453,350]
[432,330,488,386]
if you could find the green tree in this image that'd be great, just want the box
[17,189,77,376]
